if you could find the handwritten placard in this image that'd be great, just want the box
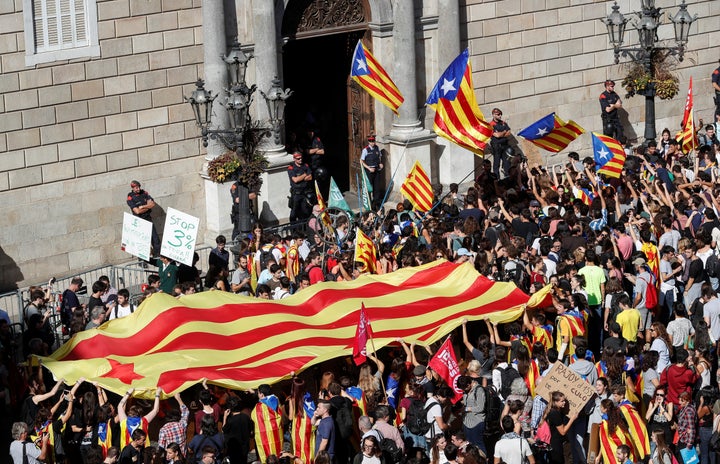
[160,207,199,266]
[121,213,153,261]
[535,362,596,418]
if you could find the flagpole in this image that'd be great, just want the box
[419,166,477,221]
[372,139,411,230]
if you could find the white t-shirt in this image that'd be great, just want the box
[666,318,694,348]
[494,435,533,464]
[650,338,671,374]
[109,303,134,320]
[424,398,442,438]
[704,298,720,341]
[10,440,43,464]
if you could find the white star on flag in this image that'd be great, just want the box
[440,78,456,96]
[355,58,367,73]
[597,147,610,161]
[536,127,549,137]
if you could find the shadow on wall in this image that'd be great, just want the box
[150,205,167,245]
[619,109,639,144]
[0,245,24,293]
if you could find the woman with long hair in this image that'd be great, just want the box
[352,436,384,464]
[603,276,627,329]
[695,348,712,389]
[649,322,673,374]
[595,399,633,464]
[289,377,316,464]
[675,391,697,454]
[697,386,716,464]
[640,351,661,409]
[645,385,674,452]
[165,442,187,464]
[545,391,579,464]
[649,430,673,464]
[430,434,448,464]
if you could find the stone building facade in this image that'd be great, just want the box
[0,0,718,289]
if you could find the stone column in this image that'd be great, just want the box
[201,0,233,243]
[390,0,421,133]
[252,0,292,226]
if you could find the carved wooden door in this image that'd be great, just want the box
[347,37,374,195]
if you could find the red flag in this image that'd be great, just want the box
[427,337,463,403]
[681,77,693,128]
[353,303,373,365]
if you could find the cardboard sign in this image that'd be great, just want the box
[535,362,596,418]
[160,207,200,266]
[121,212,153,261]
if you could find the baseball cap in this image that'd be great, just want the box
[632,257,646,267]
[130,180,141,187]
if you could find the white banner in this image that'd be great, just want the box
[121,212,152,261]
[160,207,200,266]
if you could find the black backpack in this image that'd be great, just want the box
[482,386,503,437]
[379,437,404,464]
[114,303,135,319]
[334,400,354,440]
[259,246,275,270]
[405,398,436,435]
[705,253,720,279]
[498,365,522,399]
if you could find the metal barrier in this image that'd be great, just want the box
[0,245,214,327]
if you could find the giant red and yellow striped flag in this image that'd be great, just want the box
[400,161,433,212]
[426,49,493,154]
[354,228,377,273]
[38,261,531,398]
[350,40,404,114]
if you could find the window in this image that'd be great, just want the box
[23,0,100,66]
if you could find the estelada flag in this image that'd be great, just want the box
[353,303,373,365]
[354,228,377,273]
[252,401,282,462]
[517,112,585,153]
[426,49,493,154]
[592,132,626,178]
[428,337,463,403]
[39,261,532,397]
[350,40,404,114]
[400,160,433,212]
[292,393,316,464]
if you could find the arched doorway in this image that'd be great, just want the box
[281,0,374,195]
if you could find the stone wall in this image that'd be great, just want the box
[461,0,720,164]
[0,0,207,290]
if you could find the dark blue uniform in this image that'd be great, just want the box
[490,119,511,178]
[600,90,624,142]
[288,162,313,222]
[361,143,383,209]
[127,189,160,254]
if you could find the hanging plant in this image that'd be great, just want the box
[620,55,679,101]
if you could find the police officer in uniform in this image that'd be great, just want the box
[126,180,161,256]
[360,134,384,210]
[599,79,624,142]
[489,108,511,178]
[288,151,313,222]
[306,128,325,173]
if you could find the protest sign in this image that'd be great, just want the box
[160,207,200,266]
[121,212,152,261]
[535,362,595,418]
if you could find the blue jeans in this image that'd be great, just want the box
[402,426,427,450]
[700,427,716,464]
[464,421,486,456]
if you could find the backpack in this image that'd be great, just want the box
[405,398,436,435]
[114,303,135,319]
[498,365,522,399]
[379,437,404,464]
[705,253,720,279]
[482,386,503,437]
[259,246,275,270]
[334,400,354,440]
[639,275,658,311]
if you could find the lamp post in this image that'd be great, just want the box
[601,0,696,144]
[260,76,293,147]
[185,40,258,236]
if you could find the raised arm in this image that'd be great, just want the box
[32,378,64,405]
[117,388,134,422]
[144,387,162,423]
[367,353,385,375]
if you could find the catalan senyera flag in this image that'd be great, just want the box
[428,337,463,403]
[592,132,626,178]
[679,108,696,154]
[350,40,404,114]
[400,161,433,212]
[252,402,283,463]
[353,303,373,365]
[517,113,585,153]
[39,261,531,398]
[426,49,493,154]
[354,228,377,273]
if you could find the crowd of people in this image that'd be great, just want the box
[3,105,720,464]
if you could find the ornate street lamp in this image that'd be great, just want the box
[600,0,696,144]
[186,40,260,236]
[260,76,293,146]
